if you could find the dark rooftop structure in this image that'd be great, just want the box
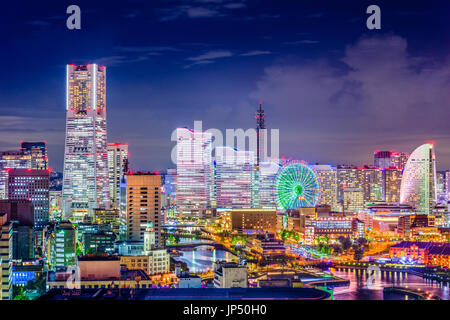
[39,287,331,300]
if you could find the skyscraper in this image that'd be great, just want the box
[20,141,48,170]
[107,143,128,209]
[383,167,403,203]
[311,164,339,212]
[175,128,212,216]
[215,146,254,209]
[62,64,109,221]
[400,143,437,214]
[7,169,50,230]
[120,172,161,245]
[0,151,31,199]
[391,151,410,169]
[374,151,392,169]
[258,162,281,209]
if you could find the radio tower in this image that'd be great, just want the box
[256,102,265,166]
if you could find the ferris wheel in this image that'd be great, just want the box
[276,161,320,210]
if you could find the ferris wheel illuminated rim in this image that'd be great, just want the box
[275,161,320,210]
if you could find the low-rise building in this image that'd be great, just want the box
[120,249,170,276]
[213,261,247,288]
[389,241,450,268]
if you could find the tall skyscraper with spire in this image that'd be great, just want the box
[62,64,109,221]
[255,102,266,166]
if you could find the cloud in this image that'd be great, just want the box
[27,20,52,26]
[187,50,233,61]
[251,34,450,166]
[92,55,149,66]
[285,40,319,45]
[307,12,325,18]
[239,50,272,56]
[185,49,233,68]
[155,0,247,20]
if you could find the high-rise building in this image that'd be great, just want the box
[391,152,410,169]
[50,222,76,268]
[0,151,31,199]
[258,162,281,209]
[360,166,383,202]
[62,64,109,221]
[343,187,364,213]
[107,143,128,209]
[374,151,392,169]
[20,141,48,170]
[311,165,339,212]
[383,168,403,203]
[175,128,212,216]
[120,172,161,245]
[337,165,360,202]
[436,171,446,204]
[215,146,254,209]
[400,143,437,214]
[0,213,12,300]
[8,169,50,230]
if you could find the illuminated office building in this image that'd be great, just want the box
[343,187,364,213]
[436,171,446,204]
[258,162,281,209]
[215,146,254,209]
[391,151,410,169]
[337,165,360,202]
[0,213,12,300]
[374,151,392,169]
[400,143,437,214]
[175,128,212,216]
[7,169,50,230]
[120,172,161,245]
[311,164,339,212]
[62,64,109,221]
[360,166,383,202]
[20,141,48,170]
[383,168,403,203]
[0,151,31,199]
[107,143,128,209]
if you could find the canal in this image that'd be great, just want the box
[328,268,450,300]
[173,244,237,273]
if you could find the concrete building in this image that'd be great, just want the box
[227,208,277,234]
[214,261,248,288]
[107,143,128,209]
[0,213,12,300]
[8,168,50,230]
[120,172,161,244]
[119,249,170,276]
[343,187,364,213]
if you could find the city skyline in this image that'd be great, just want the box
[1,1,450,171]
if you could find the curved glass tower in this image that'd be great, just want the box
[399,143,437,214]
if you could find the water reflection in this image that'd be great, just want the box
[329,268,450,300]
[174,245,236,273]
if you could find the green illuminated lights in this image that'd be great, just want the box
[276,161,320,210]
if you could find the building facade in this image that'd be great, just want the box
[62,64,109,221]
[107,143,128,209]
[120,173,161,244]
[8,168,50,230]
[175,128,212,216]
[400,143,437,214]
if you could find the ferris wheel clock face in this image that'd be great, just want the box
[276,161,320,210]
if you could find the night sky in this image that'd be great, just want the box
[1,0,450,171]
